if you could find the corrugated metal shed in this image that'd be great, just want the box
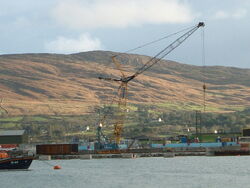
[0,130,27,144]
[0,130,25,136]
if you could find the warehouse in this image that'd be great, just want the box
[0,130,27,144]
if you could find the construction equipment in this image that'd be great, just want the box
[98,22,205,149]
[95,123,117,150]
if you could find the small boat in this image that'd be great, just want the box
[0,151,34,170]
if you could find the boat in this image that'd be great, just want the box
[0,151,34,170]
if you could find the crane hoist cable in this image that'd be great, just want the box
[201,25,206,113]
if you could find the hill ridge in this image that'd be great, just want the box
[0,51,249,115]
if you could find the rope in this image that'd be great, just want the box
[116,25,195,56]
[197,26,206,140]
[201,27,206,113]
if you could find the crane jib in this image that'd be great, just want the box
[131,23,204,79]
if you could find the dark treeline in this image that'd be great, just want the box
[0,105,249,142]
[98,105,250,137]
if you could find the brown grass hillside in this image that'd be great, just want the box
[0,51,249,115]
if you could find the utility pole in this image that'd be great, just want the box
[199,111,202,141]
[195,110,198,138]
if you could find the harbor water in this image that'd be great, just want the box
[1,156,250,188]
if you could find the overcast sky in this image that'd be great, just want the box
[0,0,249,68]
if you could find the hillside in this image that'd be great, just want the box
[0,51,250,115]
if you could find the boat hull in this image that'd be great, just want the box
[0,156,33,170]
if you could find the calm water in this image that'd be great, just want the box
[1,156,250,188]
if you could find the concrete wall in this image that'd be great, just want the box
[151,142,240,148]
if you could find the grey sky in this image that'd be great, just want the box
[0,0,249,68]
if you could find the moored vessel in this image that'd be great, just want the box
[0,151,33,170]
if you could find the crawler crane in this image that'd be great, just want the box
[97,22,205,150]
